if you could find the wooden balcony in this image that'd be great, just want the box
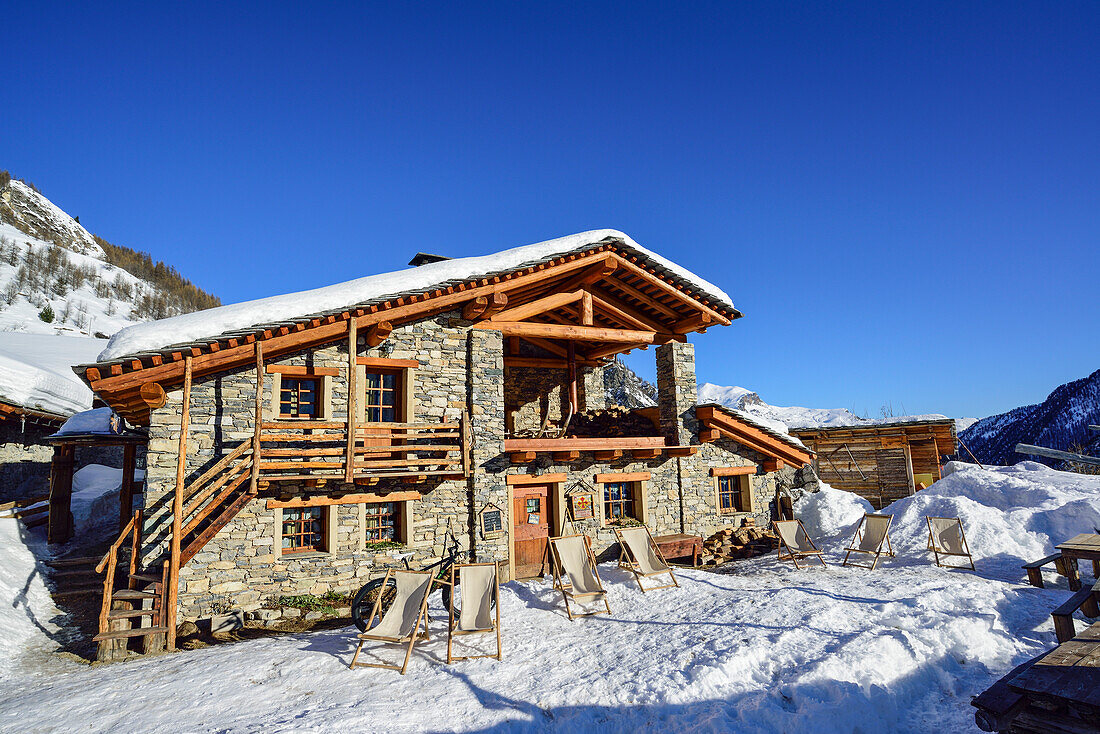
[504,436,697,463]
[256,417,470,483]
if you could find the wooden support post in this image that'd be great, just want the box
[167,355,192,651]
[251,343,263,494]
[346,321,357,484]
[47,444,75,544]
[567,341,578,414]
[120,442,137,532]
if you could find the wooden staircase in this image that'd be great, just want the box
[93,444,256,661]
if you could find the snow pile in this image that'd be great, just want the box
[54,407,120,436]
[0,522,63,683]
[796,481,873,539]
[881,461,1100,573]
[100,229,734,361]
[70,464,140,534]
[0,332,104,416]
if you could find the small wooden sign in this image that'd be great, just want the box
[565,480,597,522]
[480,504,503,538]
[569,494,594,521]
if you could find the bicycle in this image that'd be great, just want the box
[350,528,496,631]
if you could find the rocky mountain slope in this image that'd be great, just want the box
[0,171,219,416]
[960,368,1100,468]
[603,358,658,408]
[0,171,219,340]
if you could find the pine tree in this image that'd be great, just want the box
[38,303,55,323]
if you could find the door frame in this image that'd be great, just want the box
[505,473,567,581]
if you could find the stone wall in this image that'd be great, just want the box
[139,308,804,621]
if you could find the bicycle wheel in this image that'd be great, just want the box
[351,577,397,632]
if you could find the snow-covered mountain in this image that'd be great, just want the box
[0,172,219,416]
[960,368,1100,468]
[0,173,219,341]
[697,382,962,433]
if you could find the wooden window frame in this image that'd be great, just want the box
[601,481,639,523]
[364,501,402,544]
[278,375,321,420]
[267,367,333,421]
[355,357,417,424]
[360,367,404,424]
[711,468,756,516]
[280,506,328,554]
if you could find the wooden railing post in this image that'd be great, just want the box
[461,411,472,477]
[346,320,357,484]
[167,355,192,651]
[251,342,264,494]
[128,509,142,583]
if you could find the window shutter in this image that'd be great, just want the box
[267,372,281,420]
[741,476,756,513]
[355,364,366,423]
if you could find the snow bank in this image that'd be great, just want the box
[0,461,1095,731]
[70,464,142,534]
[0,332,104,416]
[881,461,1100,573]
[99,229,735,361]
[0,522,62,683]
[796,481,873,539]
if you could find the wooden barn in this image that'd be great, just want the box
[790,419,958,509]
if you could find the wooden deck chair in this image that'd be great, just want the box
[614,525,679,592]
[548,534,611,620]
[447,562,502,663]
[349,569,433,674]
[773,519,826,569]
[841,514,895,569]
[926,516,975,570]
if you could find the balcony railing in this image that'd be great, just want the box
[255,416,470,482]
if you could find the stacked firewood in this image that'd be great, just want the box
[701,521,780,565]
[566,407,658,438]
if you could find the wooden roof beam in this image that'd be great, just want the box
[474,321,661,344]
[609,253,732,325]
[489,290,585,323]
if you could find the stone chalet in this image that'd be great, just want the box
[68,229,813,656]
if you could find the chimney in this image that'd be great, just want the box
[408,253,451,267]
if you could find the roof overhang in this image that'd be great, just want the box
[0,401,67,428]
[78,240,742,426]
[696,404,814,468]
[789,419,959,457]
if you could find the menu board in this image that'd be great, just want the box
[481,508,503,534]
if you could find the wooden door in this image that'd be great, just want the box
[513,484,551,579]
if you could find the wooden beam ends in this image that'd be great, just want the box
[138,382,166,410]
[365,321,392,347]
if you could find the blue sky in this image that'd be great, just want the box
[3,2,1097,420]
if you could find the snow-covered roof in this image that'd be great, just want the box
[51,407,124,437]
[97,229,735,362]
[696,402,814,455]
[0,333,105,417]
[788,417,958,435]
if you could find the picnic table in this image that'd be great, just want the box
[1055,533,1100,592]
[653,533,702,567]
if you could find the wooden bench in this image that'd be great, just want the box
[1051,580,1100,643]
[1023,552,1072,588]
[652,533,702,568]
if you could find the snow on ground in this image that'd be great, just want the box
[0,332,104,415]
[1,463,1098,733]
[70,464,141,535]
[0,521,66,685]
[100,229,735,361]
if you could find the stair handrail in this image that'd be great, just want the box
[96,509,142,635]
[181,441,252,508]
